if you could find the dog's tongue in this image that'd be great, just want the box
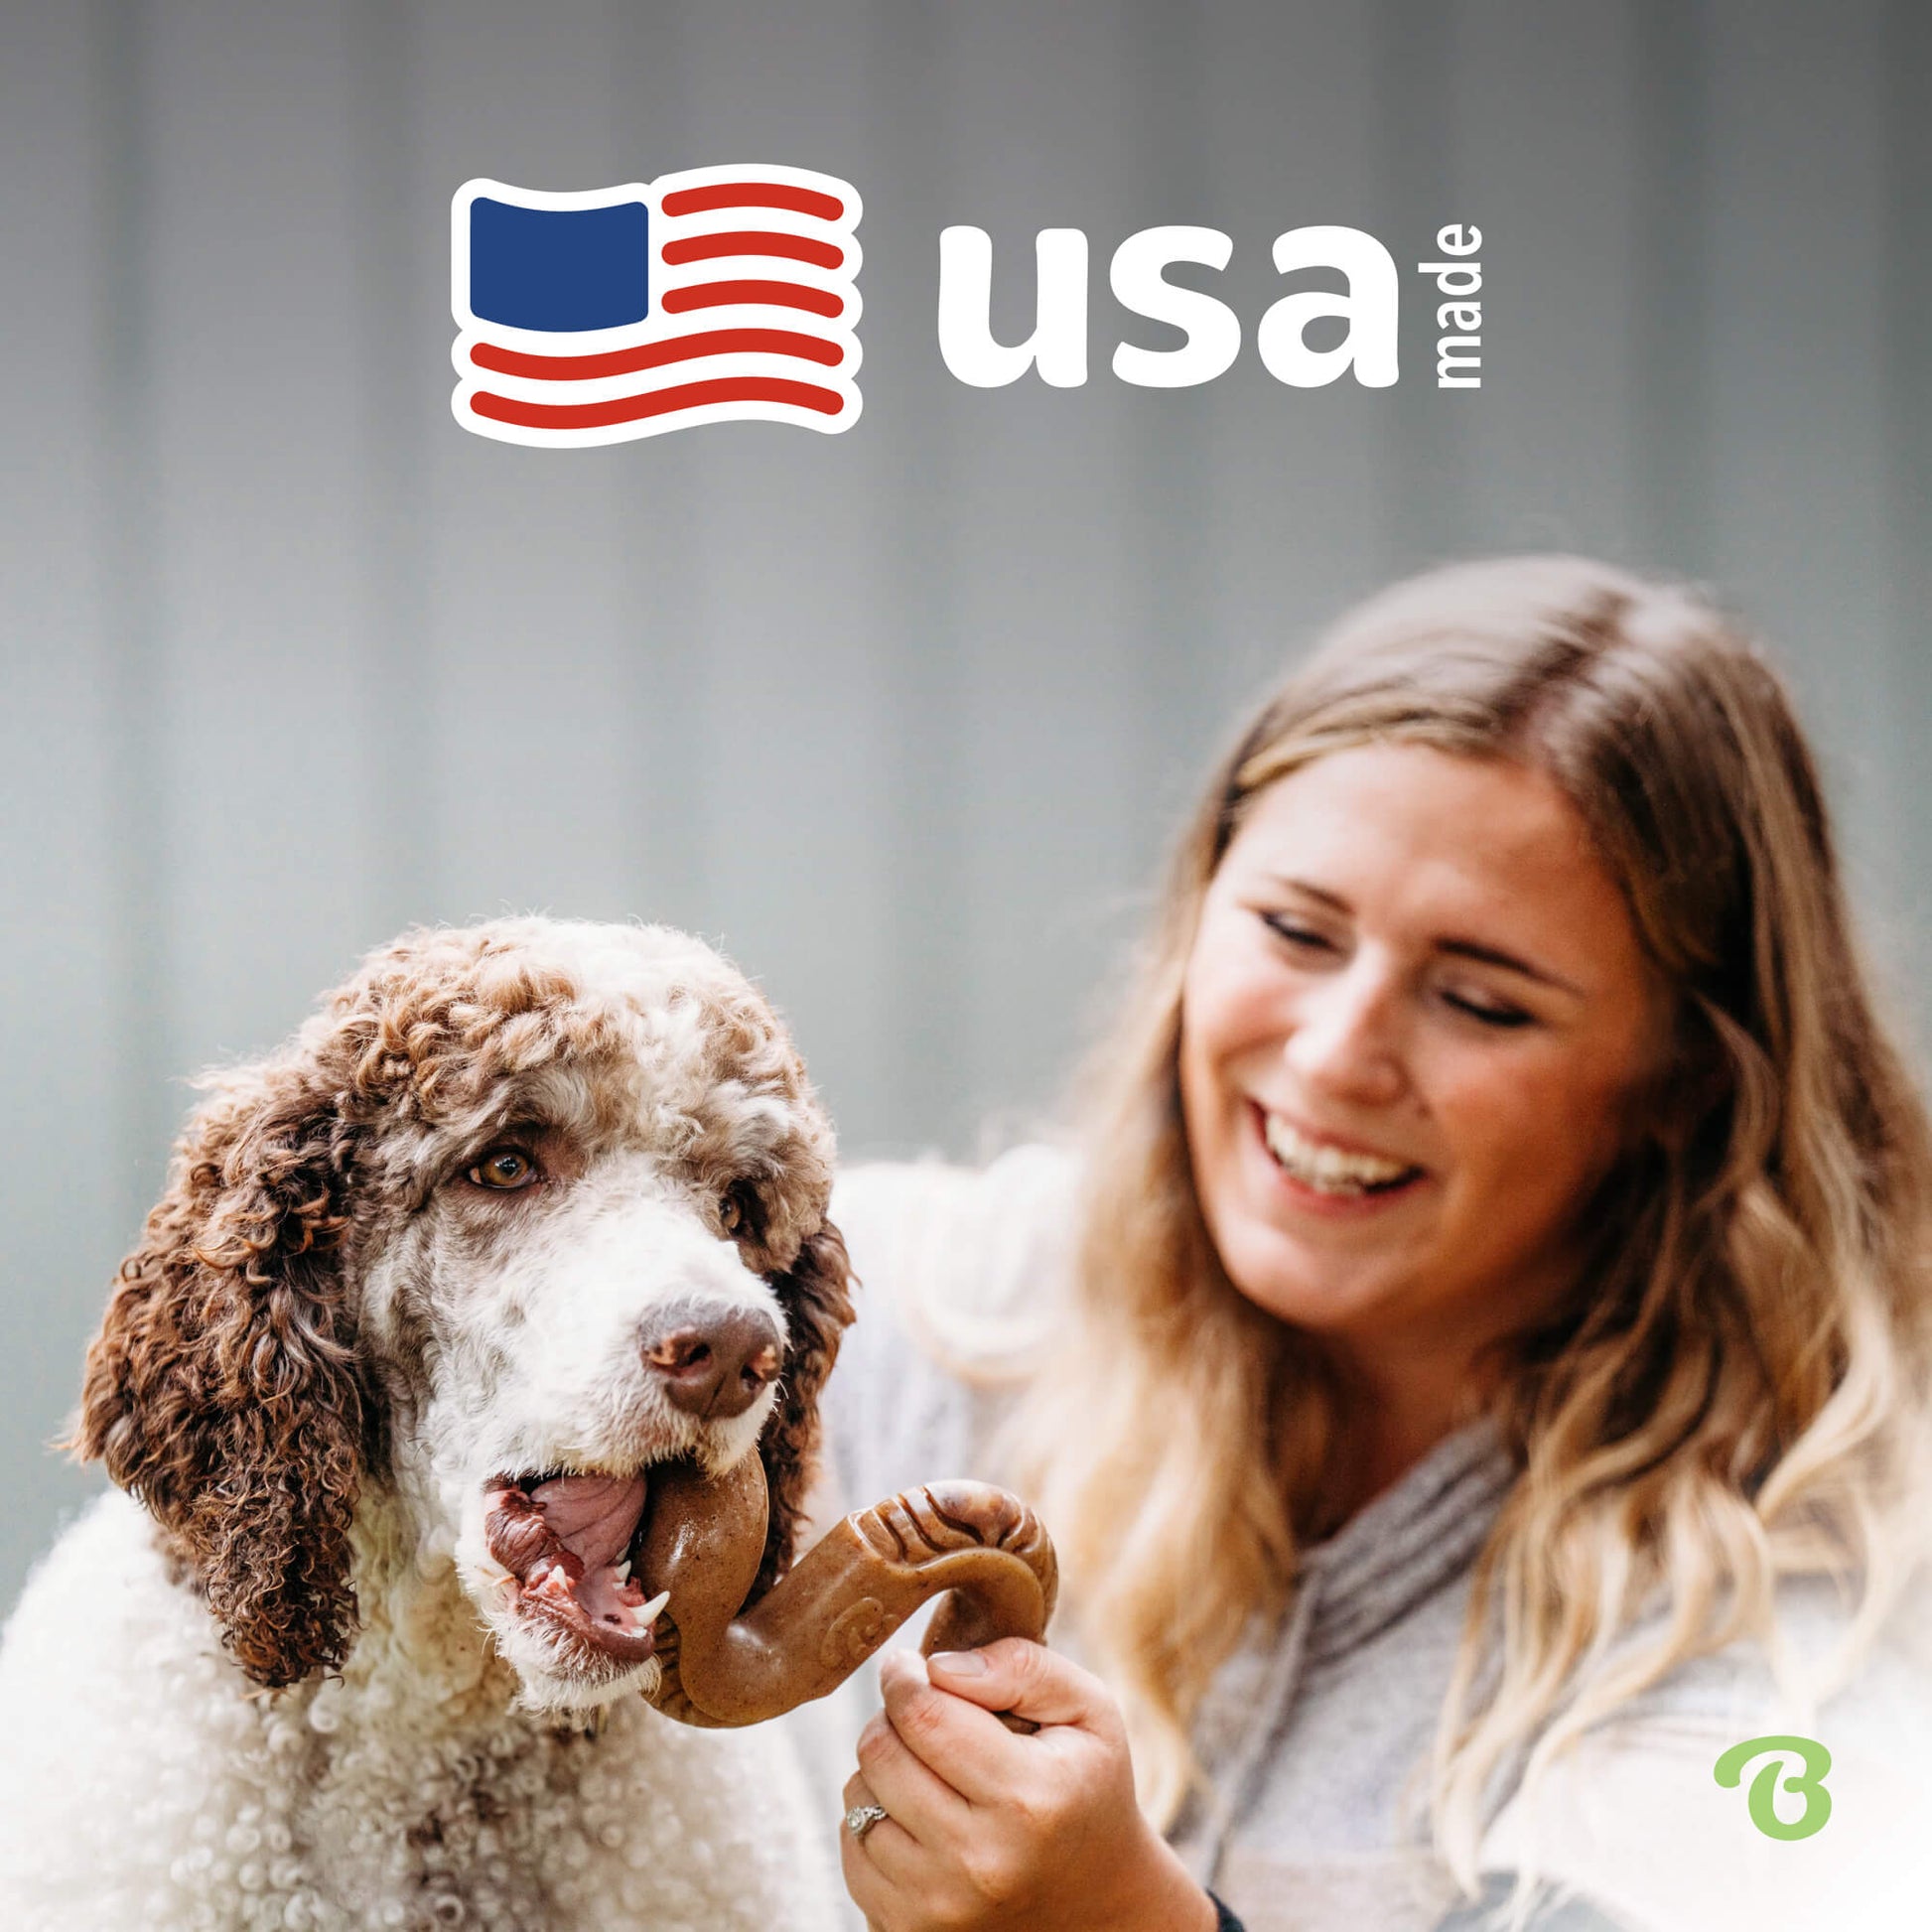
[527,1473,647,1572]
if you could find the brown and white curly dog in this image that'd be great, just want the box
[0,917,855,1932]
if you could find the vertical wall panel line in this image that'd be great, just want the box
[1632,0,1714,579]
[92,0,171,1232]
[350,0,434,937]
[1882,0,1931,1061]
[1123,0,1219,873]
[612,1,708,931]
[865,0,971,1154]
[1377,0,1464,568]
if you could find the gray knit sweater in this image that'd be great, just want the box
[785,1148,1932,1932]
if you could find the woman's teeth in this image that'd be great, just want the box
[1263,1113,1415,1194]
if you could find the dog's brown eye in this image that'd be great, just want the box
[469,1149,538,1192]
[719,1193,743,1233]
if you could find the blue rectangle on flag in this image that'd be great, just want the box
[469,197,650,334]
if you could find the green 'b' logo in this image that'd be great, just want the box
[1713,1734,1833,1841]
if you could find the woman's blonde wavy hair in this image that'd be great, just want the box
[998,554,1932,1892]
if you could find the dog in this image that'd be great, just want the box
[0,917,856,1931]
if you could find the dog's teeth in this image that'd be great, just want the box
[612,1560,630,1585]
[637,1588,670,1624]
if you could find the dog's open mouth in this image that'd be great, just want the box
[483,1470,666,1668]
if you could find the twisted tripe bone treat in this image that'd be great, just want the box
[632,1452,1058,1728]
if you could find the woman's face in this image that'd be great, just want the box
[1178,742,1660,1374]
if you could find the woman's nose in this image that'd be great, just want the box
[1283,962,1406,1104]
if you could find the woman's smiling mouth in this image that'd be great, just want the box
[1255,1106,1427,1203]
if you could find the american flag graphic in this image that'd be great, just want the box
[451,167,863,447]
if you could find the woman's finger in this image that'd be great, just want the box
[854,1701,974,1843]
[839,1804,920,1877]
[876,1641,1115,1806]
[839,1763,945,1879]
[874,1649,1035,1807]
[926,1637,1123,1731]
[838,1772,927,1928]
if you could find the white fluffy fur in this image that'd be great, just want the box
[0,1491,835,1930]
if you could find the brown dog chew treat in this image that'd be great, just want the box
[637,1453,1058,1729]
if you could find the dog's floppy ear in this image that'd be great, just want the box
[73,1060,374,1689]
[751,1217,856,1603]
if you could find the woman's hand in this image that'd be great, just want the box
[839,1637,1218,1932]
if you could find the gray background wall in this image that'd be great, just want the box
[4,0,1929,1612]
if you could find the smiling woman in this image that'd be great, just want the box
[1179,744,1664,1511]
[809,556,1932,1932]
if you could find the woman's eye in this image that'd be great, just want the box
[1443,992,1532,1030]
[1261,912,1333,952]
[468,1148,538,1191]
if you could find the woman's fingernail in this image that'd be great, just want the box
[929,1649,988,1676]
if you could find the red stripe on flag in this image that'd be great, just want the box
[660,280,844,317]
[661,230,844,270]
[660,181,845,221]
[471,330,842,379]
[472,376,846,430]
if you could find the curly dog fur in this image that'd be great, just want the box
[0,917,856,1930]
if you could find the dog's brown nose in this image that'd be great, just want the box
[641,1304,783,1421]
